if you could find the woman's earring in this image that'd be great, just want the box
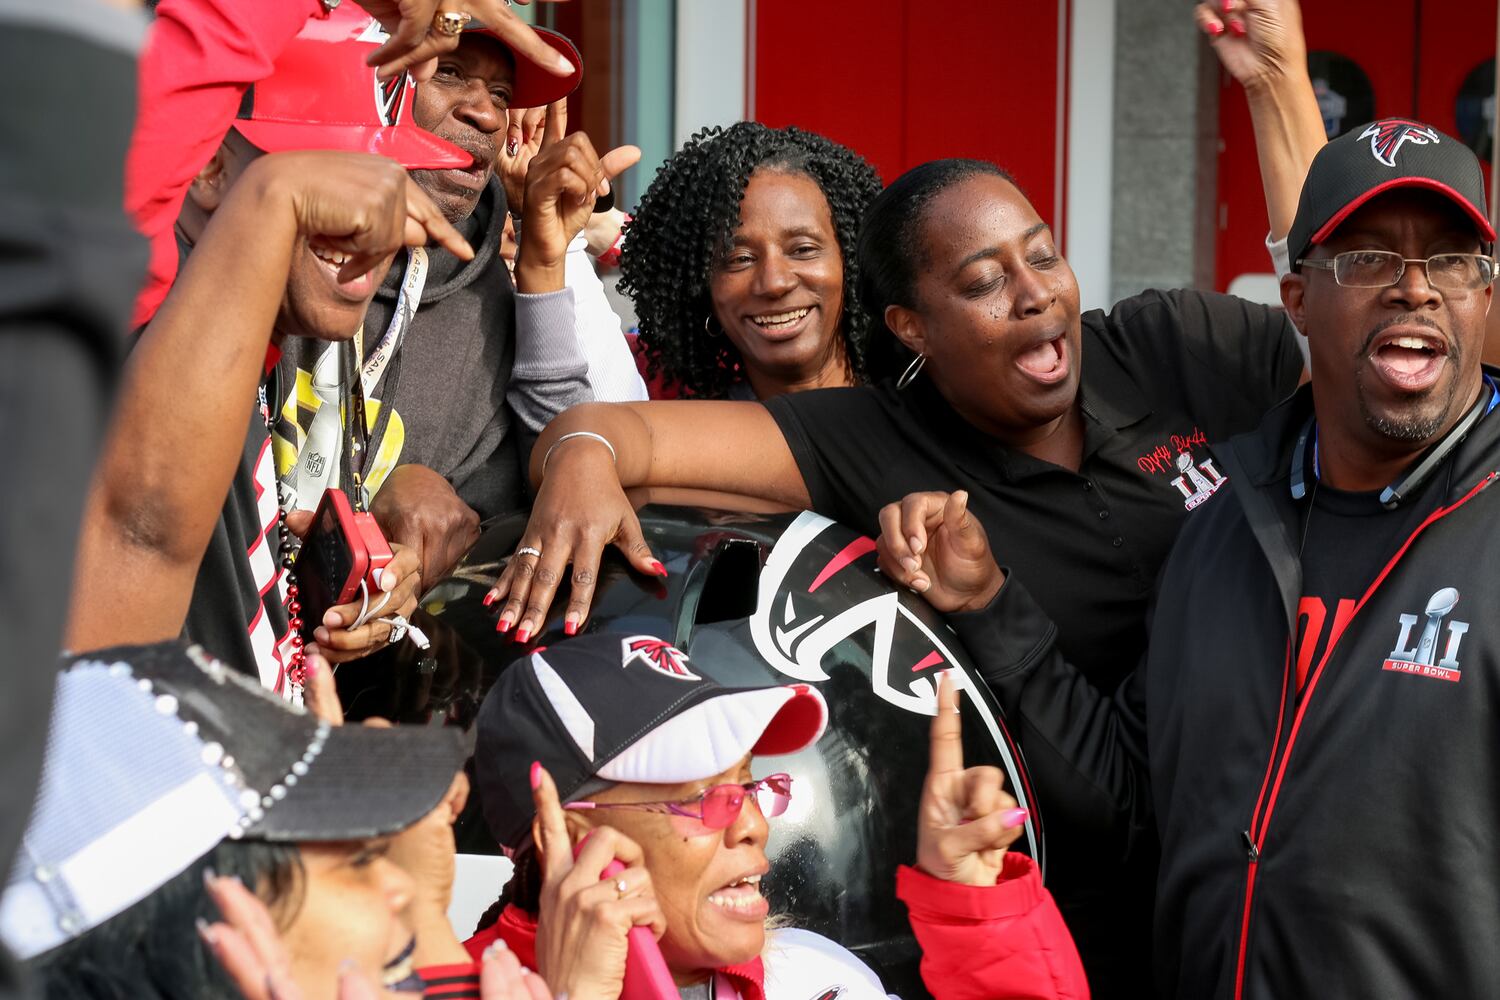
[704,315,723,338]
[896,353,927,390]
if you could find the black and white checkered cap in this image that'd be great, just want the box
[0,641,463,959]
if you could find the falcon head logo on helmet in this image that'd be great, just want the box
[1360,119,1440,168]
[621,636,701,681]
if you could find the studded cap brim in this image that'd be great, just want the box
[243,722,464,842]
[0,641,465,960]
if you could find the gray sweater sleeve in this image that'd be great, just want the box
[509,287,594,436]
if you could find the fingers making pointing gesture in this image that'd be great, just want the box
[915,671,1029,888]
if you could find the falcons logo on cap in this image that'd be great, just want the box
[375,72,407,127]
[621,636,701,681]
[1360,119,1440,168]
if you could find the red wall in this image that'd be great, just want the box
[751,0,1068,239]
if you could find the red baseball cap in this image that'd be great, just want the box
[465,24,583,109]
[234,6,471,170]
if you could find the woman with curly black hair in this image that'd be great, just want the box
[619,122,882,399]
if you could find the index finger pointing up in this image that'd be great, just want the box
[928,669,965,777]
[530,763,573,884]
[541,97,568,147]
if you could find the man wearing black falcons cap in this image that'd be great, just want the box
[905,117,1500,998]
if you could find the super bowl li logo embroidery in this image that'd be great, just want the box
[1381,587,1469,683]
[1137,429,1227,511]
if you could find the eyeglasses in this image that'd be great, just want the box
[564,773,794,834]
[1296,250,1498,291]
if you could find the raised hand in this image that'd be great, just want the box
[253,150,473,283]
[530,764,668,1000]
[498,105,548,213]
[1195,0,1308,92]
[514,98,641,292]
[359,0,575,84]
[875,490,1005,614]
[915,671,1028,887]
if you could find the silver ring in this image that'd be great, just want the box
[386,616,409,645]
[615,878,628,898]
[516,546,542,559]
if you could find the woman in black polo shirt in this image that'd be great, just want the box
[488,6,1322,992]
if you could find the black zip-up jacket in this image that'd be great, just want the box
[951,378,1500,999]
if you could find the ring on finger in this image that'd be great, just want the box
[516,546,542,559]
[431,9,472,36]
[615,878,629,899]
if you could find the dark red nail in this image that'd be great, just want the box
[515,628,531,644]
[1229,19,1246,36]
[564,621,578,636]
[496,617,512,634]
[1206,20,1224,36]
[482,591,497,607]
[650,560,668,577]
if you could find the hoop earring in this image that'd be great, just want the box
[895,353,927,390]
[704,315,723,338]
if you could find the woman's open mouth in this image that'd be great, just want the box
[1014,334,1070,386]
[707,872,769,921]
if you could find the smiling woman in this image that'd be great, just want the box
[620,122,884,400]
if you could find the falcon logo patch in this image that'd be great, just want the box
[621,636,700,681]
[375,72,408,127]
[1360,119,1440,167]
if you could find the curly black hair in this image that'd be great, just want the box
[619,122,883,399]
[858,159,1018,382]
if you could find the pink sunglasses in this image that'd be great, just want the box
[564,773,794,833]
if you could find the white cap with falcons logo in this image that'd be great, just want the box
[473,632,828,852]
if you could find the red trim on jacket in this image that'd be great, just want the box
[125,0,323,328]
[1231,470,1500,1000]
[896,856,1089,1000]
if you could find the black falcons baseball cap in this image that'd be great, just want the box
[1288,118,1497,272]
[1,641,464,959]
[473,632,828,854]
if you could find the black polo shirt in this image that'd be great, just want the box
[765,288,1303,692]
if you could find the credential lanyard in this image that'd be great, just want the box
[341,246,429,510]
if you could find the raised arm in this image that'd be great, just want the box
[67,153,467,651]
[1198,0,1325,241]
[485,399,809,641]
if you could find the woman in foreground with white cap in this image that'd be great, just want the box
[467,632,1088,998]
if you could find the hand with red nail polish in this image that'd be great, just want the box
[915,671,1027,887]
[1196,0,1310,100]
